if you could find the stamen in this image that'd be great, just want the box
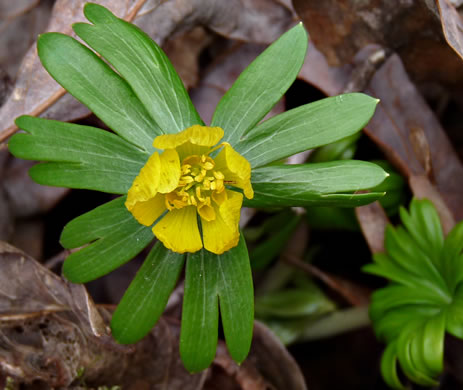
[174,153,229,218]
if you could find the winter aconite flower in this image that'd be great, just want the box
[126,125,253,254]
[8,3,388,373]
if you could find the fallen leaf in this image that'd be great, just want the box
[365,54,463,221]
[437,0,463,61]
[293,0,463,86]
[0,242,211,389]
[298,41,350,96]
[0,0,51,79]
[0,0,149,143]
[135,0,294,46]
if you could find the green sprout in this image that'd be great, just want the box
[364,198,463,388]
[8,3,387,372]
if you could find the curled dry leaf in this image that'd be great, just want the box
[0,241,116,387]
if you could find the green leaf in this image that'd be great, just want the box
[215,235,254,364]
[250,213,301,270]
[380,341,406,389]
[399,199,444,261]
[246,161,387,208]
[309,132,361,163]
[61,197,153,283]
[37,32,159,151]
[236,93,379,168]
[180,235,254,372]
[212,23,308,145]
[74,3,202,133]
[370,160,406,215]
[442,220,463,291]
[180,249,219,373]
[111,243,185,344]
[255,286,335,318]
[10,116,146,194]
[365,198,463,388]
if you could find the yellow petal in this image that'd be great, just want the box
[211,189,227,206]
[126,152,161,209]
[201,190,243,254]
[153,125,224,158]
[153,206,203,253]
[198,203,216,221]
[157,149,181,193]
[126,193,166,226]
[214,144,254,199]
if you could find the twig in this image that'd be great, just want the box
[282,253,370,306]
[44,248,72,269]
[124,0,149,22]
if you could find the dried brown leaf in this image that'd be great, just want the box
[0,0,148,143]
[298,42,350,96]
[0,243,209,389]
[365,54,463,221]
[293,0,463,85]
[0,0,51,79]
[135,0,294,46]
[355,201,389,254]
[437,0,463,61]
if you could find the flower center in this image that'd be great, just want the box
[165,154,227,221]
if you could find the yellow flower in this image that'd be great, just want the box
[125,125,254,254]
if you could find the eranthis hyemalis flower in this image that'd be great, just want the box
[125,124,253,254]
